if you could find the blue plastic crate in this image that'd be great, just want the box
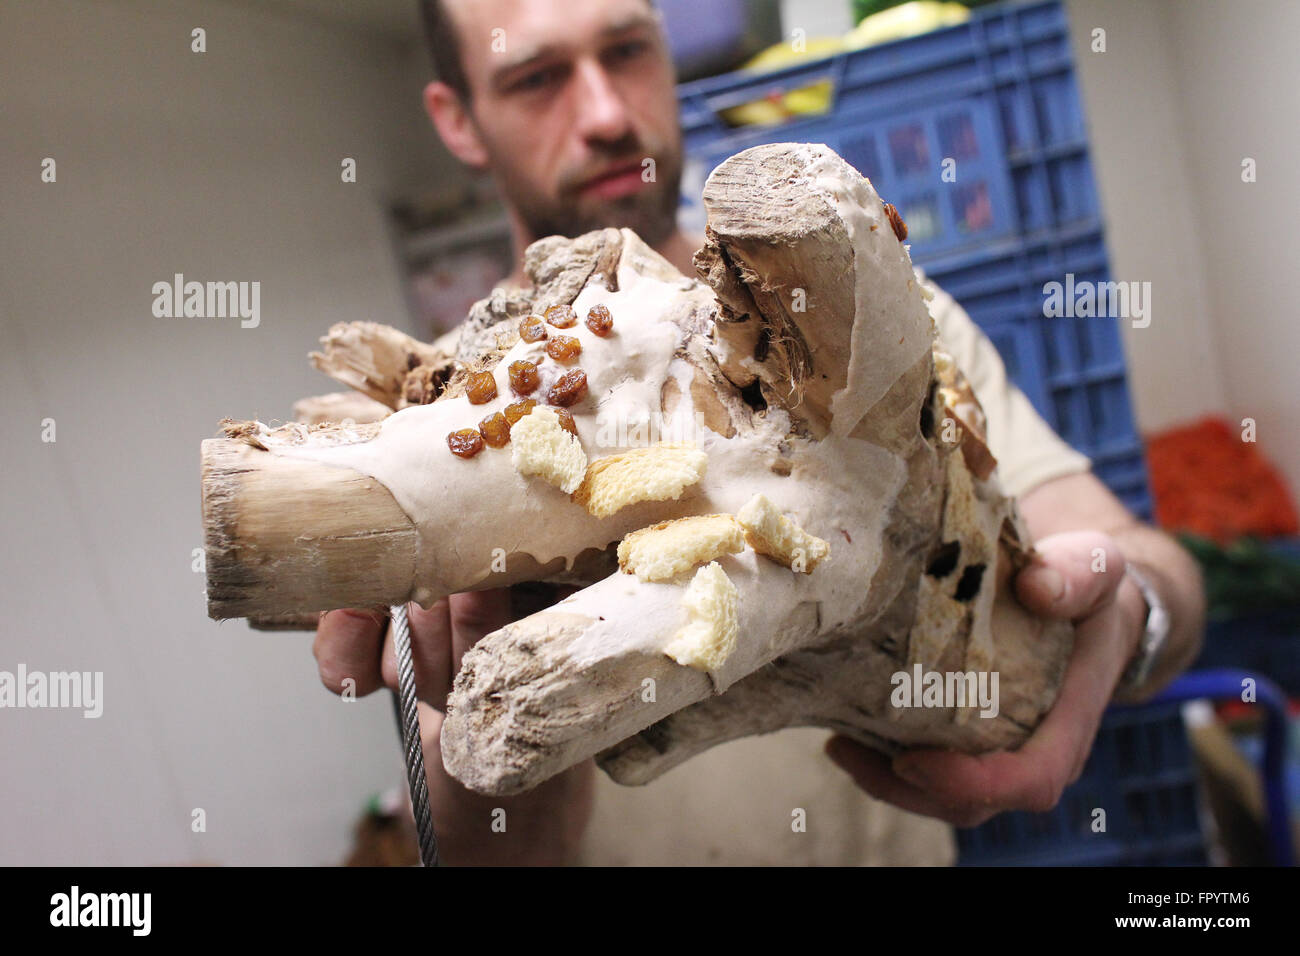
[1192,537,1300,696]
[676,1,1210,867]
[687,96,1020,258]
[678,0,1099,259]
[918,231,1152,519]
[1196,610,1300,698]
[956,703,1208,866]
[677,0,1152,520]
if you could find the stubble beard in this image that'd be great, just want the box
[500,152,683,249]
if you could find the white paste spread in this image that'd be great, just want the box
[258,155,938,693]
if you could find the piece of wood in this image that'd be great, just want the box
[201,435,417,619]
[200,144,1073,797]
[437,145,1071,794]
[291,390,392,426]
[310,321,452,409]
[201,228,661,619]
[242,393,396,630]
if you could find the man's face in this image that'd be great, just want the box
[445,0,684,246]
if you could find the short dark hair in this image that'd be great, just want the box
[419,0,470,101]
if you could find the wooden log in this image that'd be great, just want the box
[436,144,1072,794]
[201,228,697,619]
[241,392,396,629]
[200,145,1073,798]
[201,435,416,619]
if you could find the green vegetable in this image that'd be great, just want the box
[1179,533,1300,621]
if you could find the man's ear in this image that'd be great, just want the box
[424,81,490,169]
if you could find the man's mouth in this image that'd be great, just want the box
[576,162,647,201]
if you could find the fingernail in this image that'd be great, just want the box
[1028,567,1065,604]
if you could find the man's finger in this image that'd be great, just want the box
[1016,530,1127,620]
[381,599,456,707]
[448,588,513,675]
[889,601,1129,816]
[824,737,996,827]
[314,608,387,697]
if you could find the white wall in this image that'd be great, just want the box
[0,0,453,864]
[1066,0,1298,492]
[1163,0,1300,490]
[1065,0,1227,428]
[779,0,854,36]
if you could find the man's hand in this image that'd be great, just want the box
[314,591,517,710]
[314,588,595,865]
[824,530,1147,827]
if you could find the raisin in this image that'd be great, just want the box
[519,315,548,342]
[503,399,537,425]
[544,303,577,328]
[555,408,578,436]
[447,428,484,459]
[883,202,908,241]
[508,359,540,395]
[545,335,582,362]
[464,370,498,405]
[548,368,588,407]
[586,304,614,337]
[479,412,510,448]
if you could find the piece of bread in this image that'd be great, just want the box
[511,407,588,494]
[617,514,745,582]
[572,442,708,518]
[662,561,739,671]
[736,493,830,572]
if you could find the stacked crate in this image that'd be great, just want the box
[678,0,1150,517]
[678,0,1211,865]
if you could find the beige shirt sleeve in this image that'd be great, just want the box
[919,272,1092,498]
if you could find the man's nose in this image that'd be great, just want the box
[571,58,633,144]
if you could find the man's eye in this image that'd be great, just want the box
[605,40,649,63]
[511,68,560,93]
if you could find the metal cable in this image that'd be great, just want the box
[389,603,439,867]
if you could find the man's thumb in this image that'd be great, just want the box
[1016,531,1125,620]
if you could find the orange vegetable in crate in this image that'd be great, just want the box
[1144,416,1298,544]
